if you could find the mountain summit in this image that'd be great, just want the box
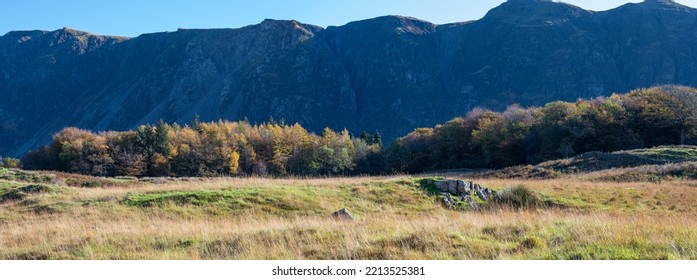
[2,2,697,157]
[642,0,684,7]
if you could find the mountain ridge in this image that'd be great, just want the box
[2,1,697,157]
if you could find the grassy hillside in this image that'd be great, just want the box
[479,146,697,181]
[1,166,697,259]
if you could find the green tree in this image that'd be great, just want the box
[155,119,171,156]
[629,86,697,145]
[386,128,433,173]
[372,130,383,149]
[135,125,157,158]
[471,105,533,167]
[0,157,21,169]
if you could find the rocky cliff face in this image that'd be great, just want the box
[2,0,697,156]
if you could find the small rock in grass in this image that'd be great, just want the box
[332,208,354,221]
[447,180,459,195]
[456,180,470,195]
[440,193,455,209]
[476,188,488,201]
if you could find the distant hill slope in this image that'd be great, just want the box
[480,146,697,181]
[3,0,697,156]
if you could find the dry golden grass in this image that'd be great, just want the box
[475,178,697,213]
[1,173,697,260]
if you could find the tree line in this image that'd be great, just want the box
[20,85,697,176]
[21,119,385,177]
[387,85,697,173]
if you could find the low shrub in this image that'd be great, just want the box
[489,185,542,209]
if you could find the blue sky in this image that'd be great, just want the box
[2,0,697,37]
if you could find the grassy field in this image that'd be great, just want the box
[2,163,697,260]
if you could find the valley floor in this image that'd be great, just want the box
[1,169,696,259]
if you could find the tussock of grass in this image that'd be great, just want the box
[481,224,529,241]
[0,189,27,202]
[488,186,543,209]
[0,183,67,203]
